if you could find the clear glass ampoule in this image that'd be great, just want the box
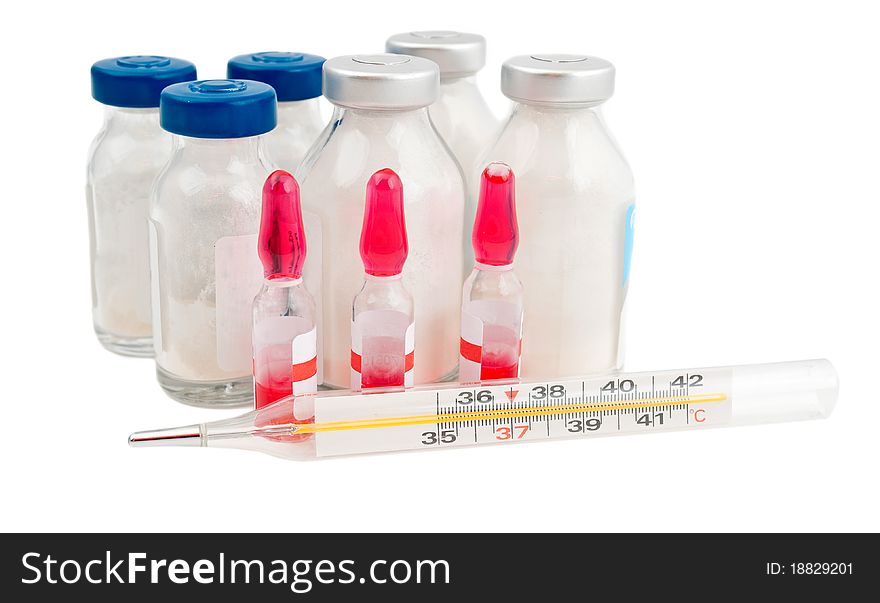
[460,163,524,382]
[351,169,415,390]
[252,170,317,410]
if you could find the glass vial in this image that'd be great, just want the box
[480,55,635,378]
[298,54,464,389]
[87,56,196,357]
[227,52,326,172]
[385,31,500,275]
[151,79,277,407]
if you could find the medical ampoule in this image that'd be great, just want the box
[460,163,524,382]
[151,80,276,407]
[480,55,635,379]
[253,171,317,410]
[87,56,196,357]
[227,52,325,172]
[298,54,463,389]
[351,169,415,391]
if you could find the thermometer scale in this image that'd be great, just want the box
[130,359,836,460]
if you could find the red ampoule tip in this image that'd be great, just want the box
[360,168,408,277]
[472,162,519,266]
[258,170,307,280]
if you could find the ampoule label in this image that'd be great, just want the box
[292,327,318,395]
[459,302,523,383]
[459,311,484,383]
[253,316,316,409]
[312,367,732,458]
[351,311,414,390]
[215,234,263,372]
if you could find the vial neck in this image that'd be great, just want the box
[439,74,479,89]
[175,135,264,162]
[507,103,606,135]
[103,106,161,135]
[511,102,605,119]
[438,75,488,106]
[276,98,323,126]
[330,105,433,130]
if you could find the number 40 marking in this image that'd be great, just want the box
[495,425,530,441]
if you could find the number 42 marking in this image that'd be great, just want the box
[496,425,530,441]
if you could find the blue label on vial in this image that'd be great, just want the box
[623,203,635,287]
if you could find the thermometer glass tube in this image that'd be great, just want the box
[460,163,524,382]
[252,170,318,410]
[350,169,415,390]
[130,359,839,461]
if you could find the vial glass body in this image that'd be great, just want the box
[351,276,415,390]
[431,75,501,274]
[298,107,464,388]
[263,98,325,172]
[150,135,273,406]
[479,103,635,378]
[460,266,524,382]
[87,107,171,356]
[253,279,317,409]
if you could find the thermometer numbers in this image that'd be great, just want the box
[531,384,566,399]
[636,411,665,427]
[495,425,530,440]
[566,418,602,433]
[600,379,636,394]
[421,429,457,445]
[671,374,703,388]
[455,389,494,405]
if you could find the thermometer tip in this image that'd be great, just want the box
[128,425,203,448]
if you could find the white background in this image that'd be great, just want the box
[1,0,878,532]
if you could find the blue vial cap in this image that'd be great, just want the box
[227,52,325,102]
[160,80,277,139]
[91,56,197,108]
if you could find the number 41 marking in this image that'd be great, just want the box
[496,425,529,441]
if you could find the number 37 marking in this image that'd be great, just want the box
[495,425,530,441]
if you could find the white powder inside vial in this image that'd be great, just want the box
[88,114,170,339]
[89,174,153,337]
[155,298,226,380]
[150,144,267,383]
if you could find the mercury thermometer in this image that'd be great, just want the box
[129,359,837,460]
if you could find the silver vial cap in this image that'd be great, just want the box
[385,31,486,77]
[323,54,439,111]
[501,54,615,107]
